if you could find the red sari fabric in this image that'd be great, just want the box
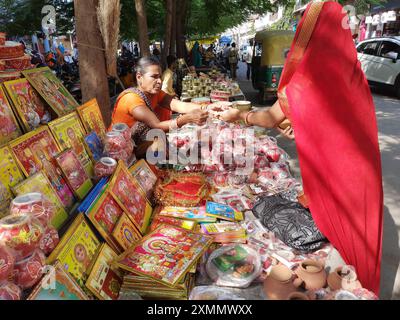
[280,1,383,295]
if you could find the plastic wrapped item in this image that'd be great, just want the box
[94,157,117,179]
[10,193,56,226]
[189,286,245,300]
[104,131,134,164]
[13,249,46,289]
[0,245,15,283]
[39,225,59,255]
[206,244,262,288]
[0,214,43,259]
[0,282,21,300]
[112,123,132,141]
[118,288,143,300]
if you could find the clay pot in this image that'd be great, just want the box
[294,259,327,290]
[264,264,298,300]
[327,265,362,291]
[287,292,310,300]
[13,249,46,289]
[0,214,44,259]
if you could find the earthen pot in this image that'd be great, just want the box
[294,259,327,290]
[287,292,310,300]
[264,264,298,300]
[327,265,362,291]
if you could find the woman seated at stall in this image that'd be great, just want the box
[110,56,208,157]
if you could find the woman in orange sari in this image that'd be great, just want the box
[220,1,383,295]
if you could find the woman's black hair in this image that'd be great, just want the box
[133,56,161,85]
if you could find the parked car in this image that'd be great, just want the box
[356,36,400,98]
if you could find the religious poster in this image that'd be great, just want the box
[86,191,124,253]
[77,99,107,140]
[115,225,213,287]
[0,146,25,218]
[84,131,104,162]
[47,214,102,291]
[27,261,89,300]
[22,67,79,116]
[9,126,75,209]
[0,86,22,146]
[48,112,94,177]
[129,159,158,203]
[111,213,142,251]
[55,148,93,200]
[109,161,153,234]
[12,171,69,230]
[3,78,52,132]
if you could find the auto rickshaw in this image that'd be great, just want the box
[251,30,295,103]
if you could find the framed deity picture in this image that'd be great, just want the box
[0,85,22,146]
[86,191,124,253]
[84,131,104,162]
[27,261,89,300]
[22,67,79,116]
[115,225,213,287]
[47,214,102,292]
[0,146,25,218]
[128,159,158,203]
[12,171,69,230]
[109,161,153,234]
[77,99,107,140]
[55,148,93,201]
[111,213,142,251]
[3,78,53,132]
[85,243,123,300]
[48,112,94,177]
[9,126,75,209]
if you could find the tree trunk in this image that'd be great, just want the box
[134,0,150,57]
[74,0,111,127]
[170,0,177,55]
[162,0,173,67]
[176,0,189,59]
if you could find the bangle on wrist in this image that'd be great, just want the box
[244,110,255,126]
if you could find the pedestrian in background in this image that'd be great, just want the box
[228,42,239,80]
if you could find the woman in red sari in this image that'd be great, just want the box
[220,1,383,295]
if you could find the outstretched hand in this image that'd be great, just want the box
[277,125,295,140]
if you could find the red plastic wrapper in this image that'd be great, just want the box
[0,282,21,300]
[104,131,134,163]
[12,249,46,289]
[10,192,56,226]
[39,225,59,256]
[0,245,15,283]
[0,214,44,259]
[94,157,117,179]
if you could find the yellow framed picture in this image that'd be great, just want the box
[47,213,102,291]
[109,161,153,234]
[22,67,78,116]
[0,85,22,146]
[0,146,25,218]
[12,171,69,230]
[48,112,94,177]
[8,126,75,209]
[128,159,158,203]
[111,213,142,251]
[77,99,107,140]
[85,243,123,300]
[3,78,53,132]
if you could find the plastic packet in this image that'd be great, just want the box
[104,131,134,164]
[189,286,245,300]
[94,157,117,179]
[0,282,21,300]
[0,245,15,283]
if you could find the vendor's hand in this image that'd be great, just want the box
[277,125,295,140]
[186,110,209,125]
[218,108,243,123]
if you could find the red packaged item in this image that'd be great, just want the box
[112,123,132,141]
[39,225,59,256]
[104,131,133,163]
[0,214,44,259]
[13,249,46,289]
[0,282,21,300]
[94,157,117,179]
[10,193,56,226]
[0,245,15,283]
